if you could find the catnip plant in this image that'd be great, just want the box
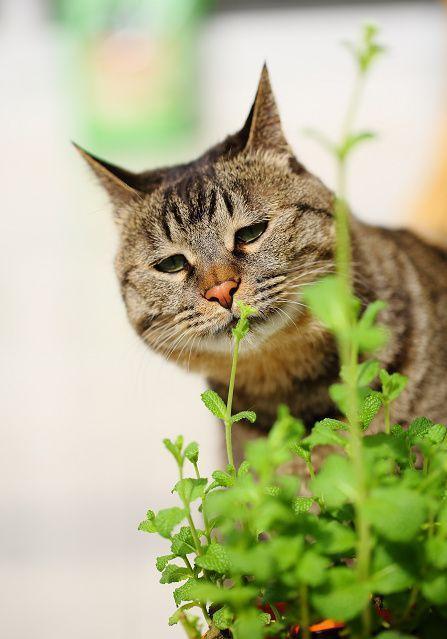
[139,25,447,639]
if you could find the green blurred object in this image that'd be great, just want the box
[58,0,210,154]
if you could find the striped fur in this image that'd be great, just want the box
[78,66,447,455]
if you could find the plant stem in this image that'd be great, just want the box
[335,65,372,639]
[299,584,311,639]
[225,335,241,468]
[384,401,391,434]
[179,463,203,555]
[193,461,212,543]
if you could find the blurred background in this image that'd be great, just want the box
[1,0,445,637]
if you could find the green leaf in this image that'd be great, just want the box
[228,544,275,581]
[357,359,380,386]
[304,420,347,449]
[302,275,358,337]
[422,572,447,605]
[359,391,383,428]
[190,582,258,606]
[213,606,234,630]
[184,442,199,464]
[195,543,230,574]
[338,130,376,161]
[365,487,427,542]
[371,544,415,594]
[380,370,408,403]
[232,609,265,639]
[315,519,357,554]
[232,302,257,340]
[427,423,447,445]
[211,470,235,488]
[156,554,174,571]
[160,563,190,584]
[173,578,203,606]
[408,416,434,444]
[296,550,329,586]
[426,536,447,569]
[376,633,417,639]
[138,519,157,533]
[171,527,199,557]
[290,443,311,463]
[293,496,314,514]
[201,390,227,420]
[269,404,305,445]
[174,478,207,504]
[235,300,257,320]
[311,455,357,508]
[237,461,250,477]
[163,438,183,465]
[232,410,256,424]
[154,507,186,539]
[312,567,371,621]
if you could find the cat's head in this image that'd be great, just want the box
[77,66,335,362]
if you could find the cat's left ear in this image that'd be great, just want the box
[73,143,146,210]
[240,64,291,155]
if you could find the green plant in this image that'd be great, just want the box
[138,25,447,639]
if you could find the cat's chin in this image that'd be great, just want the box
[196,305,295,355]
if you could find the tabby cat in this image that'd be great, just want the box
[77,66,447,458]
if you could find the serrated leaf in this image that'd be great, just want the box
[293,496,314,514]
[173,578,203,606]
[427,423,447,445]
[237,461,250,477]
[213,606,234,630]
[174,478,207,504]
[195,543,230,574]
[156,554,174,571]
[171,527,201,556]
[304,422,347,449]
[154,507,186,539]
[359,391,383,428]
[211,470,234,488]
[160,563,191,584]
[408,416,434,444]
[201,390,227,420]
[184,441,199,464]
[138,519,157,533]
[190,582,258,606]
[232,410,256,424]
[290,443,311,463]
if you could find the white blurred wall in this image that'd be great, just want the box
[0,2,444,638]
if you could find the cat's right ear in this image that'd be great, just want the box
[73,143,144,212]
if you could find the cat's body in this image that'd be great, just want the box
[78,67,447,447]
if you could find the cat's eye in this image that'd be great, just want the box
[235,221,268,245]
[155,254,188,273]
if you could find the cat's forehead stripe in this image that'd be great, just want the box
[222,190,234,217]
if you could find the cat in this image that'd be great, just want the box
[77,65,447,460]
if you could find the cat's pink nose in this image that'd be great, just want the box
[204,279,239,310]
